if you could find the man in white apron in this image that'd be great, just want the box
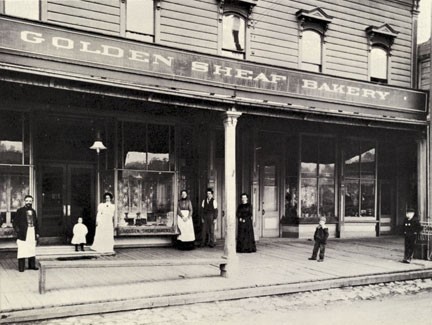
[13,195,40,272]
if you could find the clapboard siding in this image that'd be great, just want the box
[46,0,120,34]
[159,0,218,53]
[418,59,430,90]
[32,0,414,87]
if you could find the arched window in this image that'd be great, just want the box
[296,8,333,73]
[301,30,322,72]
[222,12,246,59]
[366,24,398,84]
[126,0,155,42]
[370,47,388,83]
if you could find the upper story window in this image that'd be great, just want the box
[296,7,333,73]
[125,0,155,42]
[366,24,398,84]
[370,46,388,83]
[3,0,39,20]
[301,30,322,73]
[222,13,246,59]
[218,0,257,60]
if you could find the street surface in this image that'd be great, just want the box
[20,278,432,325]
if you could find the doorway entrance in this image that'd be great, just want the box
[38,164,94,244]
[256,133,283,238]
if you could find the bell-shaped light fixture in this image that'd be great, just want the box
[89,132,107,154]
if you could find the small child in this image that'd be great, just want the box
[402,208,421,264]
[71,217,88,252]
[308,216,329,262]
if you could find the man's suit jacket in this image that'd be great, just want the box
[13,206,39,241]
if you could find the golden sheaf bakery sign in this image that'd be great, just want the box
[0,17,426,112]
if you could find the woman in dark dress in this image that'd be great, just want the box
[236,193,256,253]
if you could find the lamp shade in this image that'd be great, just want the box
[89,140,107,153]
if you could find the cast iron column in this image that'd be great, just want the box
[223,109,242,277]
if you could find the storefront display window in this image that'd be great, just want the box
[300,136,336,223]
[0,111,30,237]
[343,139,376,218]
[117,170,175,233]
[117,121,176,235]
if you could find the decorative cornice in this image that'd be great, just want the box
[296,7,333,37]
[366,24,399,52]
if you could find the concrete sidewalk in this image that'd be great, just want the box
[1,236,432,324]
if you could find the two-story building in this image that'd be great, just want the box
[0,0,428,247]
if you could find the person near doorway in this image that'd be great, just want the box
[176,190,195,250]
[200,188,218,248]
[13,195,40,272]
[308,217,329,262]
[236,193,256,253]
[71,217,88,252]
[91,192,115,254]
[402,208,422,264]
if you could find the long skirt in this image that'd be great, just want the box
[177,210,195,250]
[236,219,256,253]
[17,227,36,259]
[91,221,114,253]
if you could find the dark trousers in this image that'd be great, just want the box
[311,241,326,260]
[404,235,416,261]
[75,244,85,251]
[201,215,215,247]
[18,256,38,272]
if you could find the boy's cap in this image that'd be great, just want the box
[319,217,326,222]
[406,208,415,213]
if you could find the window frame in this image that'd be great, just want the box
[120,0,160,43]
[342,138,378,221]
[369,45,389,84]
[300,29,323,73]
[221,11,247,59]
[0,0,41,21]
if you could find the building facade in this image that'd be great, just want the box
[0,0,427,247]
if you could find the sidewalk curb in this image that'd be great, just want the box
[2,268,432,324]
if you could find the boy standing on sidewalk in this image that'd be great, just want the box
[308,217,329,262]
[402,208,422,264]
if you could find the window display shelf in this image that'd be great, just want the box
[117,225,178,236]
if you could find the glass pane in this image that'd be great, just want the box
[360,181,375,217]
[123,122,147,169]
[319,178,334,218]
[284,177,298,223]
[222,13,246,52]
[0,112,23,164]
[302,30,322,65]
[301,136,318,177]
[5,0,39,20]
[345,179,359,217]
[371,47,388,80]
[117,170,174,227]
[0,166,30,228]
[344,139,360,178]
[319,137,335,177]
[126,0,154,35]
[148,124,170,171]
[263,165,278,211]
[361,142,375,179]
[378,143,396,179]
[301,178,317,218]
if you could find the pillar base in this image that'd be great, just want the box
[221,254,239,278]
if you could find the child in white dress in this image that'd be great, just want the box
[71,217,88,252]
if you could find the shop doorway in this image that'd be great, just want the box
[378,180,395,235]
[255,131,284,238]
[38,163,94,244]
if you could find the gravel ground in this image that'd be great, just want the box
[23,278,432,325]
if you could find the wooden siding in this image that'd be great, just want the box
[19,0,415,87]
[159,0,219,54]
[418,59,430,90]
[46,0,120,35]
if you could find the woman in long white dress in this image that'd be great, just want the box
[176,190,195,250]
[91,192,115,253]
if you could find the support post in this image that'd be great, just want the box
[222,109,242,277]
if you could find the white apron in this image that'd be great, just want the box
[177,210,195,242]
[17,227,36,259]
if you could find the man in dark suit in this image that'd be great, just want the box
[13,195,40,272]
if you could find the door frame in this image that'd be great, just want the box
[37,162,94,244]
